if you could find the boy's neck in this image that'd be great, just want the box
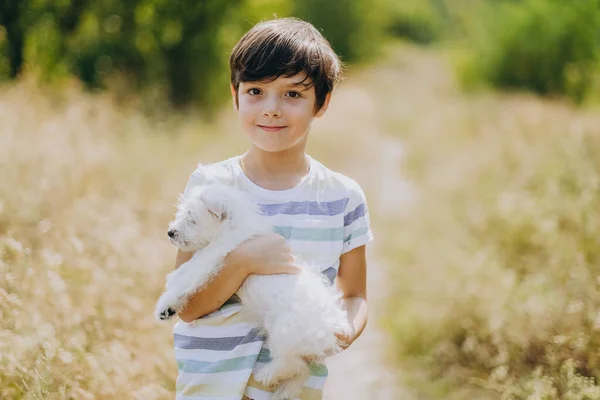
[241,145,310,191]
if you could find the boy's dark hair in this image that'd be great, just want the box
[229,18,342,112]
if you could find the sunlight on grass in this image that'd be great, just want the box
[0,80,219,398]
[380,46,600,399]
[2,44,600,399]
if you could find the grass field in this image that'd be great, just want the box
[1,44,600,399]
[375,46,600,399]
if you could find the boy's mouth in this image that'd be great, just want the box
[257,125,286,132]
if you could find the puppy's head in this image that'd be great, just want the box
[167,185,228,251]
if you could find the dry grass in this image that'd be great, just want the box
[0,79,233,399]
[3,43,600,400]
[377,45,600,399]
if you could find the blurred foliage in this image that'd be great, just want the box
[387,0,600,104]
[383,0,447,45]
[293,0,387,63]
[0,0,391,111]
[0,0,244,109]
[458,0,600,104]
[1,0,599,107]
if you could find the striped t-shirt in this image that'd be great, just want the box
[173,155,373,400]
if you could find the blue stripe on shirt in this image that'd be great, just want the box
[174,328,265,350]
[259,198,349,217]
[344,203,366,226]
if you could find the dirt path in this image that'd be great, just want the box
[306,66,420,399]
[323,250,413,400]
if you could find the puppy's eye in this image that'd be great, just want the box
[187,211,196,225]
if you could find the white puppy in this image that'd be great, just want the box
[155,183,351,399]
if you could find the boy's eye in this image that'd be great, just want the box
[248,88,262,95]
[286,91,301,98]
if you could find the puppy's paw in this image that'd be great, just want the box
[155,291,181,321]
[254,363,282,388]
[272,379,304,400]
[157,307,177,320]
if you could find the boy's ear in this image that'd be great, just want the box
[230,84,238,111]
[315,92,332,118]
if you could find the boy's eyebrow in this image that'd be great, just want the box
[243,82,313,91]
[243,77,314,88]
[288,83,312,92]
[289,81,313,89]
[279,78,314,90]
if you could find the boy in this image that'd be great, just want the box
[172,17,372,399]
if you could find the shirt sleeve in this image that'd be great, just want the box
[342,180,374,254]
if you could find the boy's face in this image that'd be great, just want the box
[232,72,330,153]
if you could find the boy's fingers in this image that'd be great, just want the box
[283,265,301,274]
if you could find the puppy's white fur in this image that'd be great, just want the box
[156,183,352,399]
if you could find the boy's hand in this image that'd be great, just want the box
[225,233,301,276]
[301,329,356,363]
[335,329,355,350]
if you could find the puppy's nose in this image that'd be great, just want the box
[167,230,175,238]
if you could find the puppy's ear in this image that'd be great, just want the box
[200,193,228,221]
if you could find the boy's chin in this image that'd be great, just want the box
[253,144,295,153]
[249,139,306,154]
[244,131,307,154]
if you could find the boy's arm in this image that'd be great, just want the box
[174,249,251,322]
[172,234,300,322]
[335,245,368,348]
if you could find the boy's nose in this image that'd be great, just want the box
[262,109,281,117]
[262,100,281,117]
